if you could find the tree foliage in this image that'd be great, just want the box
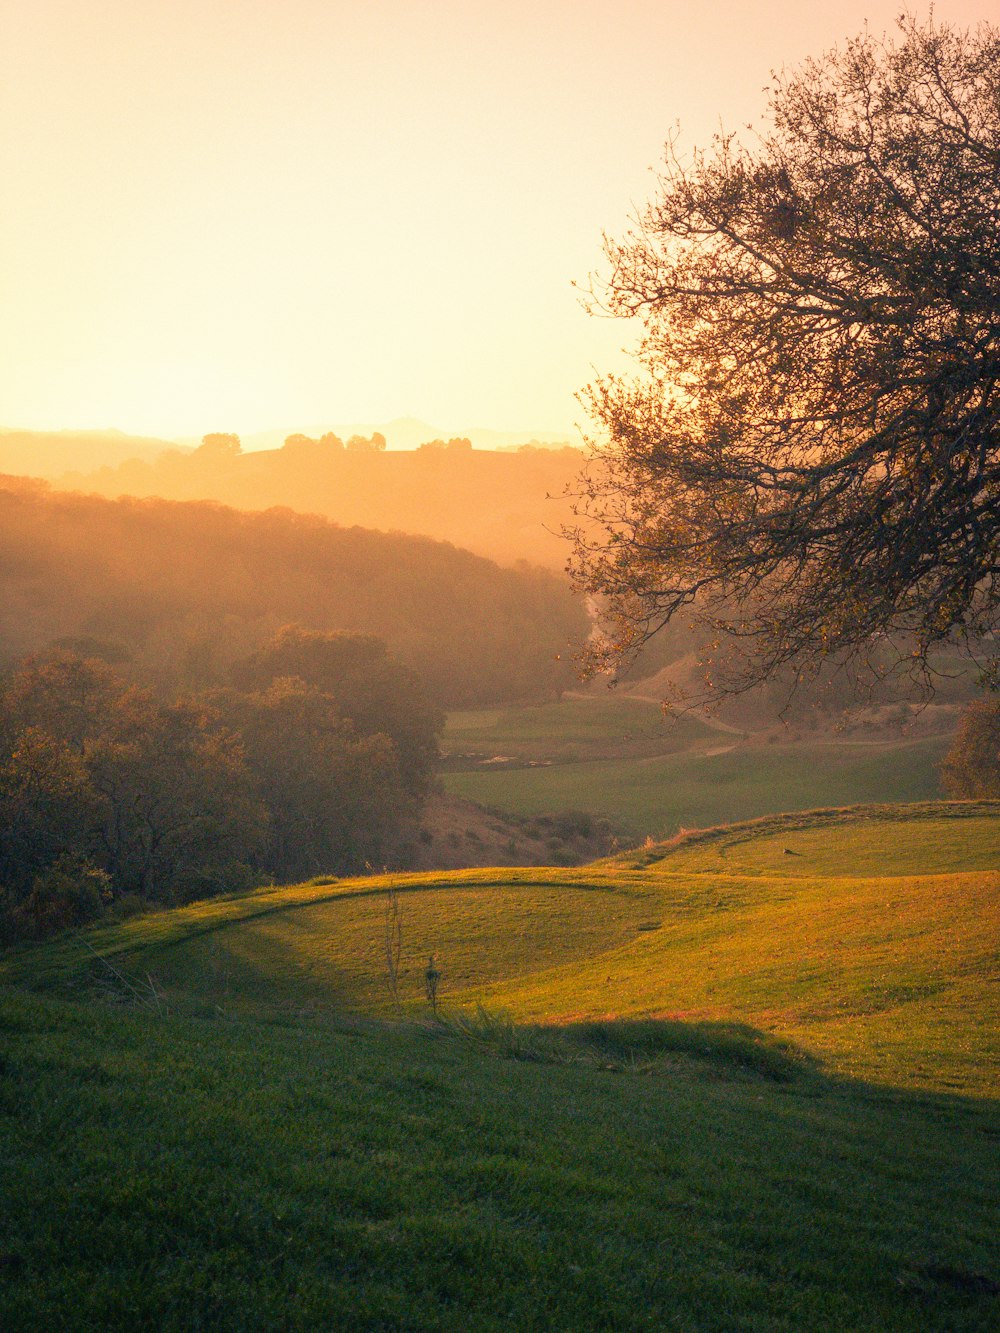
[0,634,444,937]
[0,483,584,706]
[0,727,100,895]
[941,697,1000,798]
[233,626,442,790]
[86,692,266,901]
[197,433,242,457]
[2,650,121,753]
[209,677,411,881]
[571,15,1000,698]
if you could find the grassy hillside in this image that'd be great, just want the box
[5,801,996,1095]
[4,985,997,1332]
[441,696,717,765]
[2,802,997,1330]
[442,697,949,838]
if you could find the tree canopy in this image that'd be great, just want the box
[941,697,1000,798]
[0,634,445,938]
[570,15,1000,699]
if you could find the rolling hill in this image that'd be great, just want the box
[0,428,182,477]
[6,800,995,1094]
[2,801,997,1330]
[0,481,586,705]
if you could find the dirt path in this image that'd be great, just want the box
[627,694,748,736]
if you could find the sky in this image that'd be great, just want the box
[1,1,995,443]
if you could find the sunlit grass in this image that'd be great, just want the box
[647,807,1000,877]
[102,876,655,1020]
[442,696,714,764]
[7,802,997,1097]
[3,801,999,1329]
[477,866,1000,1096]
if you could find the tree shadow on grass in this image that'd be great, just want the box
[442,1008,816,1083]
[561,1015,815,1081]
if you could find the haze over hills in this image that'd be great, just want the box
[0,479,586,706]
[0,424,585,568]
[0,428,188,479]
[52,433,588,569]
[1,421,575,466]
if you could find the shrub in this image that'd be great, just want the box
[941,698,1000,798]
[12,855,113,939]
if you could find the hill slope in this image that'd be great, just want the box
[56,440,585,568]
[0,428,182,477]
[3,801,998,1330]
[7,801,997,1096]
[0,481,585,705]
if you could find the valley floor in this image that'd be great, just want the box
[439,695,952,843]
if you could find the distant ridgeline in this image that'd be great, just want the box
[0,428,182,478]
[0,480,586,707]
[53,431,586,569]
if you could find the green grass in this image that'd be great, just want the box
[2,800,998,1329]
[2,989,998,1331]
[443,696,715,765]
[4,801,996,1095]
[440,695,949,840]
[643,805,1000,877]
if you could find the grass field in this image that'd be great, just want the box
[2,801,998,1329]
[441,697,949,838]
[442,696,716,765]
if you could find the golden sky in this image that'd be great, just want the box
[1,1,994,441]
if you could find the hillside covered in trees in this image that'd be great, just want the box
[0,631,444,937]
[54,433,585,569]
[0,479,587,707]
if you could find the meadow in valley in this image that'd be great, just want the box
[441,695,952,843]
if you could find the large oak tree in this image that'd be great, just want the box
[571,15,1000,699]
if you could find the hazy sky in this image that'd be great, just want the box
[2,1,994,441]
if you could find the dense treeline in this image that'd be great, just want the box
[0,633,442,939]
[0,480,586,707]
[56,434,585,568]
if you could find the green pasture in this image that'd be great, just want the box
[646,806,1000,878]
[3,985,997,1332]
[444,728,949,839]
[442,696,715,764]
[3,801,998,1329]
[5,802,996,1096]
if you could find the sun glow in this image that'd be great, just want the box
[2,0,994,439]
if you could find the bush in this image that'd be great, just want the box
[169,862,271,905]
[12,855,113,939]
[941,698,1000,798]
